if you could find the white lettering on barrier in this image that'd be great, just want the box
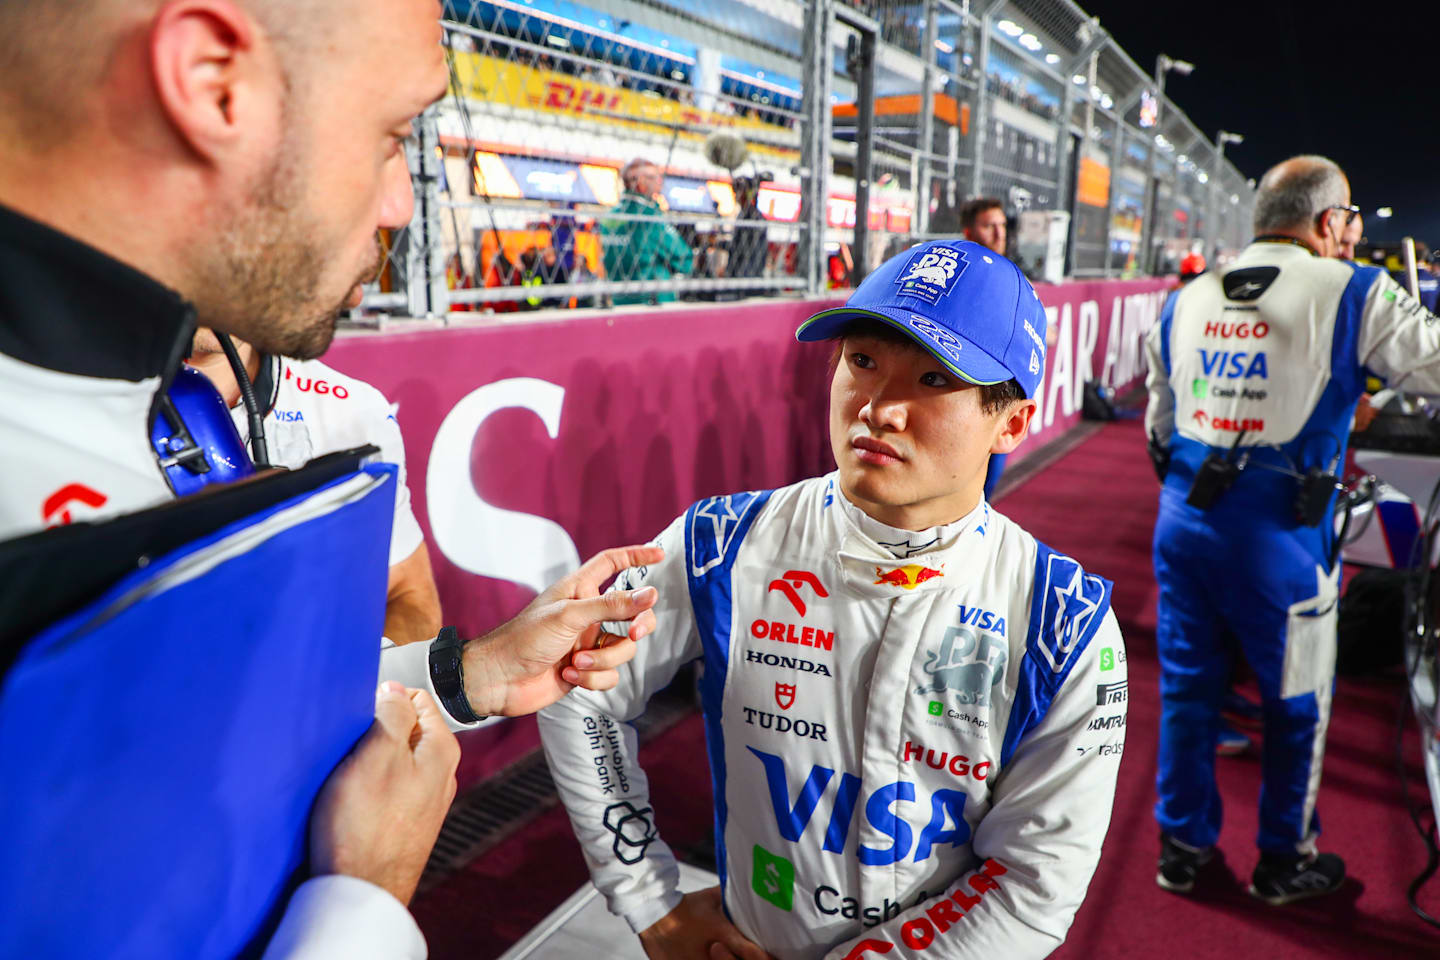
[1100,295,1125,387]
[1029,305,1059,438]
[1075,300,1099,412]
[1100,289,1161,388]
[1044,302,1074,429]
[425,377,580,594]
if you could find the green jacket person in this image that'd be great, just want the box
[602,159,694,305]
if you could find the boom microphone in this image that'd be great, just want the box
[704,131,750,173]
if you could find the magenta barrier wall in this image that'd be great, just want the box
[325,278,1170,777]
[1013,277,1173,467]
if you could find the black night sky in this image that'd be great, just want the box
[1083,0,1440,246]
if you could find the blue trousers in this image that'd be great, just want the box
[1152,488,1339,855]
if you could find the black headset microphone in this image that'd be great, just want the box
[215,331,270,469]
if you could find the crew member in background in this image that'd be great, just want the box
[961,197,1009,258]
[960,198,1014,502]
[602,158,694,306]
[727,174,771,280]
[0,1,661,955]
[540,240,1125,960]
[190,331,440,645]
[1146,155,1440,904]
[1167,250,1256,757]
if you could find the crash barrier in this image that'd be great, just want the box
[326,276,1171,775]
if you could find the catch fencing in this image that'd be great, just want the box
[358,0,1252,319]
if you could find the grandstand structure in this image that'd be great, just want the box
[361,0,1255,317]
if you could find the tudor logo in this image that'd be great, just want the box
[768,569,828,616]
[775,682,796,711]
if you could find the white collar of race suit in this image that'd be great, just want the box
[831,480,991,596]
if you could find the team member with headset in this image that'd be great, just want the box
[0,1,659,956]
[1146,155,1440,903]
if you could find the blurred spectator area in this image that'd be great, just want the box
[355,0,1255,318]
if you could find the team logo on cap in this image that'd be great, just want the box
[897,246,969,305]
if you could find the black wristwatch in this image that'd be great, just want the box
[428,626,487,724]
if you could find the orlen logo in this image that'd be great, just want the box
[283,365,350,398]
[768,570,828,615]
[837,860,1008,959]
[901,740,991,782]
[1204,320,1270,339]
[42,483,107,527]
[1193,411,1264,432]
[874,564,944,590]
[750,619,835,651]
[748,746,971,867]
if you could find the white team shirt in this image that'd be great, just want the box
[234,355,425,566]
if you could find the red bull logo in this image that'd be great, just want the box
[874,564,944,590]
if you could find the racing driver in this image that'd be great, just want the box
[538,239,1127,960]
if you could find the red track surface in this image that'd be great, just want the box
[414,419,1440,958]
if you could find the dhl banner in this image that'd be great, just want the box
[448,51,797,158]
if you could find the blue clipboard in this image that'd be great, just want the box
[0,462,396,959]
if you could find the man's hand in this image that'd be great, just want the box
[309,682,460,905]
[461,545,663,717]
[639,887,774,960]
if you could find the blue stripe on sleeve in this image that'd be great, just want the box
[1332,265,1380,398]
[1000,542,1114,768]
[683,489,774,897]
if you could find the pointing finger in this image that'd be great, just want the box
[570,545,665,594]
[559,586,658,634]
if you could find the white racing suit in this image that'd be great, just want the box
[1145,240,1440,855]
[538,474,1126,960]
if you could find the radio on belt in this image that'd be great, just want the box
[1185,431,1248,510]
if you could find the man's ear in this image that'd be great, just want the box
[990,399,1037,455]
[149,0,267,162]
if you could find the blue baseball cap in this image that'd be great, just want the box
[796,240,1048,398]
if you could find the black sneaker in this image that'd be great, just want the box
[1157,833,1215,894]
[1248,852,1346,905]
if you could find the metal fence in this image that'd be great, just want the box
[357,0,1255,320]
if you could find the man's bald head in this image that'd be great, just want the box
[1252,155,1351,257]
[1253,156,1349,234]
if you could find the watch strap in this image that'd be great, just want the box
[428,625,486,724]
